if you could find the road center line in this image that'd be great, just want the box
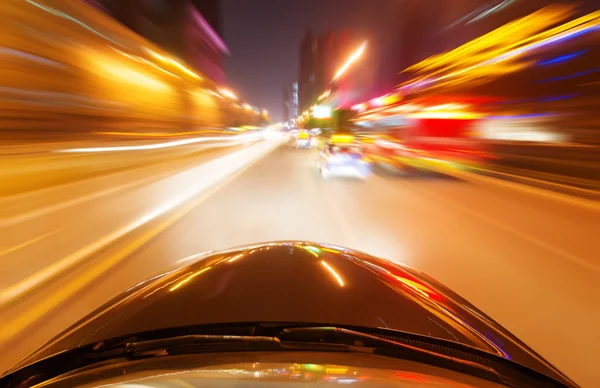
[0,228,64,260]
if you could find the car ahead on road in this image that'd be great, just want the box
[1,242,577,388]
[295,130,313,148]
[319,135,371,179]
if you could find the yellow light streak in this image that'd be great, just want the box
[170,267,211,291]
[332,42,367,82]
[398,6,600,91]
[228,253,245,262]
[146,48,202,80]
[321,260,345,287]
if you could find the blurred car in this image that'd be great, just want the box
[319,135,370,179]
[1,242,577,387]
[359,98,494,174]
[296,130,312,148]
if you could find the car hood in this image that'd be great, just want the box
[12,242,571,384]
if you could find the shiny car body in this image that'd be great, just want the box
[296,138,312,148]
[319,140,370,179]
[2,242,576,387]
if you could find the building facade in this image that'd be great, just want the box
[283,81,299,123]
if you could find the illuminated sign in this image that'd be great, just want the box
[312,105,332,119]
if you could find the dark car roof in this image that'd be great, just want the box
[13,242,572,385]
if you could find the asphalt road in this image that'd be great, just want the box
[1,139,598,387]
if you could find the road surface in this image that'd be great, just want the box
[1,139,598,387]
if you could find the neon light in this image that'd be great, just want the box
[537,67,600,83]
[487,113,555,120]
[538,93,578,103]
[538,49,587,66]
[190,7,230,54]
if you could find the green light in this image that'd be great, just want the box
[304,364,323,371]
[305,246,321,253]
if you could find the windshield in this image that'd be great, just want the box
[1,1,596,387]
[17,352,512,387]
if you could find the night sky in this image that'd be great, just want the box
[220,0,405,122]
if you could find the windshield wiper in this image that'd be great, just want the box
[82,334,284,363]
[3,324,572,388]
[123,334,281,356]
[86,332,350,361]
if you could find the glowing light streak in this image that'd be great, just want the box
[321,261,345,287]
[401,9,600,91]
[146,49,202,80]
[538,49,587,66]
[333,42,367,82]
[228,253,245,263]
[57,134,257,153]
[170,267,211,291]
[218,88,238,100]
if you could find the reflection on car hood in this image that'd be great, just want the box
[37,352,509,387]
[17,242,570,384]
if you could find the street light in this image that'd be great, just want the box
[332,41,367,82]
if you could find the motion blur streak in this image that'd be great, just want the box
[0,229,62,258]
[1,0,599,386]
[321,261,345,287]
[57,134,260,153]
[332,42,367,82]
[169,267,211,292]
[0,139,283,307]
[402,6,600,90]
[92,130,234,137]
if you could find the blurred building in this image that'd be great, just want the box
[298,30,374,111]
[283,81,299,123]
[298,31,324,113]
[86,0,229,83]
[398,0,444,73]
[298,30,353,112]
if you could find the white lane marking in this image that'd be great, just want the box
[0,228,64,259]
[400,180,600,273]
[57,134,260,153]
[0,139,284,307]
[0,141,244,227]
